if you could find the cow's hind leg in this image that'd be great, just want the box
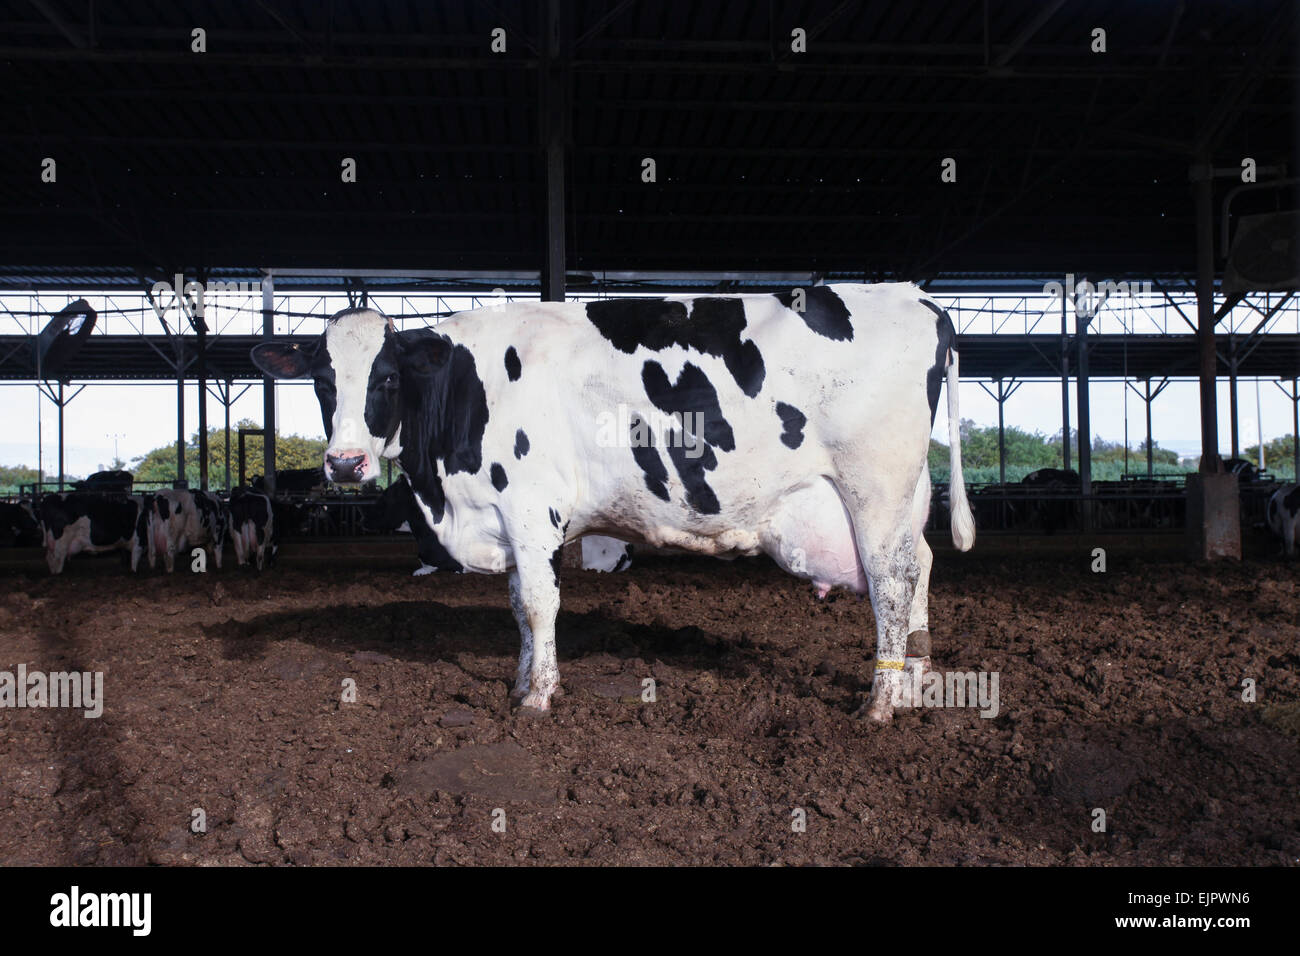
[507,570,535,702]
[899,533,933,707]
[900,471,934,707]
[231,523,248,566]
[164,531,180,573]
[46,535,67,575]
[841,489,921,724]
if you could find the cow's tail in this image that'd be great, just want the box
[946,351,976,551]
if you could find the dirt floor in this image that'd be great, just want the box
[1,542,1297,866]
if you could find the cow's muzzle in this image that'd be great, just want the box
[325,451,368,483]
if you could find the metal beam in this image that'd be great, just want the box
[261,273,276,493]
[27,0,89,49]
[1194,156,1221,472]
[540,0,568,304]
[991,0,1068,69]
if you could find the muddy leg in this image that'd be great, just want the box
[507,569,535,702]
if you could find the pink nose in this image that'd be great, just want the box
[325,450,368,483]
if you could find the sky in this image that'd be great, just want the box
[2,288,1297,479]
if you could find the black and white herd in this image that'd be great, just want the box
[26,487,281,575]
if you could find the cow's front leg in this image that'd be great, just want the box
[507,569,535,702]
[509,547,562,712]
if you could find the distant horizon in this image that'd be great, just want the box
[2,428,1289,483]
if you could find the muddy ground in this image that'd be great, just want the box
[0,543,1297,866]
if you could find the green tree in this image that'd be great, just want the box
[0,463,42,495]
[931,420,1193,482]
[1243,433,1298,481]
[130,420,332,488]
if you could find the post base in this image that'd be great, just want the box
[1185,472,1241,560]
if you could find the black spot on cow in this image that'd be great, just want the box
[504,346,522,382]
[1285,486,1300,512]
[919,300,955,426]
[313,360,338,438]
[396,330,490,523]
[363,475,463,573]
[359,331,407,450]
[514,429,530,459]
[612,545,633,573]
[775,402,807,449]
[665,431,721,515]
[641,361,736,451]
[585,297,765,397]
[549,544,563,586]
[774,286,853,341]
[134,495,152,547]
[490,463,508,492]
[629,413,671,502]
[549,507,561,528]
[156,497,170,520]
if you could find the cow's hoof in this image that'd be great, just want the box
[518,688,556,712]
[865,703,894,724]
[852,698,895,724]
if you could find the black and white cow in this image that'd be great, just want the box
[366,474,634,576]
[0,500,40,547]
[227,490,317,570]
[36,492,148,574]
[253,284,975,722]
[252,467,326,495]
[1266,483,1300,557]
[148,489,229,572]
[228,489,276,570]
[72,469,133,493]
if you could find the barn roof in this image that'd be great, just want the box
[1,0,1295,284]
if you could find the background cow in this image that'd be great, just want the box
[148,488,228,572]
[72,469,133,493]
[1266,483,1300,557]
[0,500,40,548]
[253,284,974,722]
[228,488,275,570]
[37,492,148,574]
[228,489,318,570]
[252,467,326,495]
[1020,467,1080,534]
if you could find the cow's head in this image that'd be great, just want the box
[251,308,452,484]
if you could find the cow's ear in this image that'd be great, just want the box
[396,331,453,374]
[251,342,314,378]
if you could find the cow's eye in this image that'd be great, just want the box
[382,373,398,388]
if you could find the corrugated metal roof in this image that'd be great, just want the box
[0,0,1293,281]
